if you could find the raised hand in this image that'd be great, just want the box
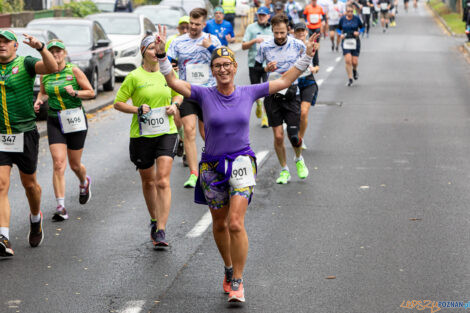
[156,24,167,55]
[199,34,213,49]
[306,33,320,56]
[22,33,43,50]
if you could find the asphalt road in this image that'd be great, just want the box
[3,4,470,313]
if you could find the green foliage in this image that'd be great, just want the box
[55,0,99,17]
[134,0,161,6]
[429,0,465,34]
[0,0,24,13]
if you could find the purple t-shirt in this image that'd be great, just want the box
[190,82,270,156]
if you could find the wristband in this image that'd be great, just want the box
[207,45,216,53]
[294,54,313,72]
[36,42,45,52]
[172,102,180,109]
[158,56,173,76]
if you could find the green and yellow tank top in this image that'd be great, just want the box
[43,63,82,118]
[0,56,38,134]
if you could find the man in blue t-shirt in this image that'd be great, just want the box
[203,6,236,46]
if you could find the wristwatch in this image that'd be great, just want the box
[172,102,181,109]
[36,42,45,52]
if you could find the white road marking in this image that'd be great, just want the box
[186,150,271,239]
[336,56,342,62]
[317,79,324,86]
[186,211,212,238]
[119,300,145,313]
[326,66,334,72]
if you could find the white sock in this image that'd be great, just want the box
[0,227,9,239]
[294,155,304,163]
[224,265,233,270]
[281,165,289,172]
[30,213,41,223]
[57,198,65,208]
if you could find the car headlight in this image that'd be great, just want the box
[75,60,90,68]
[121,46,139,58]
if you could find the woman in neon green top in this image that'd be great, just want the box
[34,39,95,222]
[114,35,183,247]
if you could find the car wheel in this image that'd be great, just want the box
[103,65,115,91]
[91,69,99,97]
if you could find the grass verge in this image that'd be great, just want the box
[429,0,466,34]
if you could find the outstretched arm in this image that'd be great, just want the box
[156,25,192,98]
[268,33,319,94]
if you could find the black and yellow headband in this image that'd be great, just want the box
[211,47,236,65]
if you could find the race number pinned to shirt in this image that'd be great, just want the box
[139,107,170,136]
[268,72,288,95]
[0,133,24,153]
[58,108,87,134]
[343,38,357,50]
[362,6,371,14]
[186,64,210,85]
[329,10,339,20]
[256,34,273,50]
[228,155,256,189]
[309,14,320,24]
[380,2,389,10]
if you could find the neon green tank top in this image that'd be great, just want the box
[43,63,82,118]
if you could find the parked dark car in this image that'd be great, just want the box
[27,18,115,96]
[12,28,61,120]
[133,5,187,37]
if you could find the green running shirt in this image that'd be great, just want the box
[42,63,82,118]
[0,56,39,134]
[115,66,180,138]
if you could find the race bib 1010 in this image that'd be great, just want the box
[139,107,170,136]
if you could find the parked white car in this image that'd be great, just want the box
[87,13,156,78]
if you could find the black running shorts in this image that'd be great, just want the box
[179,97,204,121]
[0,128,39,175]
[249,66,267,85]
[129,133,178,170]
[264,94,301,128]
[47,116,87,150]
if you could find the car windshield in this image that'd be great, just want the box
[29,24,91,46]
[134,8,181,28]
[95,2,115,12]
[93,16,141,35]
[16,34,45,58]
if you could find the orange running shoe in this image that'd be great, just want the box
[228,279,245,303]
[223,267,233,294]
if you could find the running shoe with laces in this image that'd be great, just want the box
[79,175,91,205]
[184,173,197,188]
[296,158,309,179]
[154,229,168,247]
[52,205,69,221]
[276,170,291,184]
[228,279,245,302]
[28,212,44,248]
[0,235,14,257]
[150,220,158,244]
[347,78,353,86]
[223,267,233,294]
[255,101,263,119]
[261,115,269,128]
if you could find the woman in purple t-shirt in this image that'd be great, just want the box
[155,26,318,303]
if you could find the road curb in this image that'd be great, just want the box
[37,97,115,138]
[463,42,470,54]
[426,2,456,36]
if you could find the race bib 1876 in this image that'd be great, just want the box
[0,133,23,153]
[58,108,87,134]
[228,155,256,189]
[268,72,288,95]
[139,107,170,136]
[186,64,210,85]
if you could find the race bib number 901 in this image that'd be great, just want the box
[139,107,170,136]
[0,133,24,153]
[58,108,87,134]
[186,64,210,85]
[228,155,256,189]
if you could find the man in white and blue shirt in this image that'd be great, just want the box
[255,13,309,185]
[167,8,222,188]
[285,0,303,24]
